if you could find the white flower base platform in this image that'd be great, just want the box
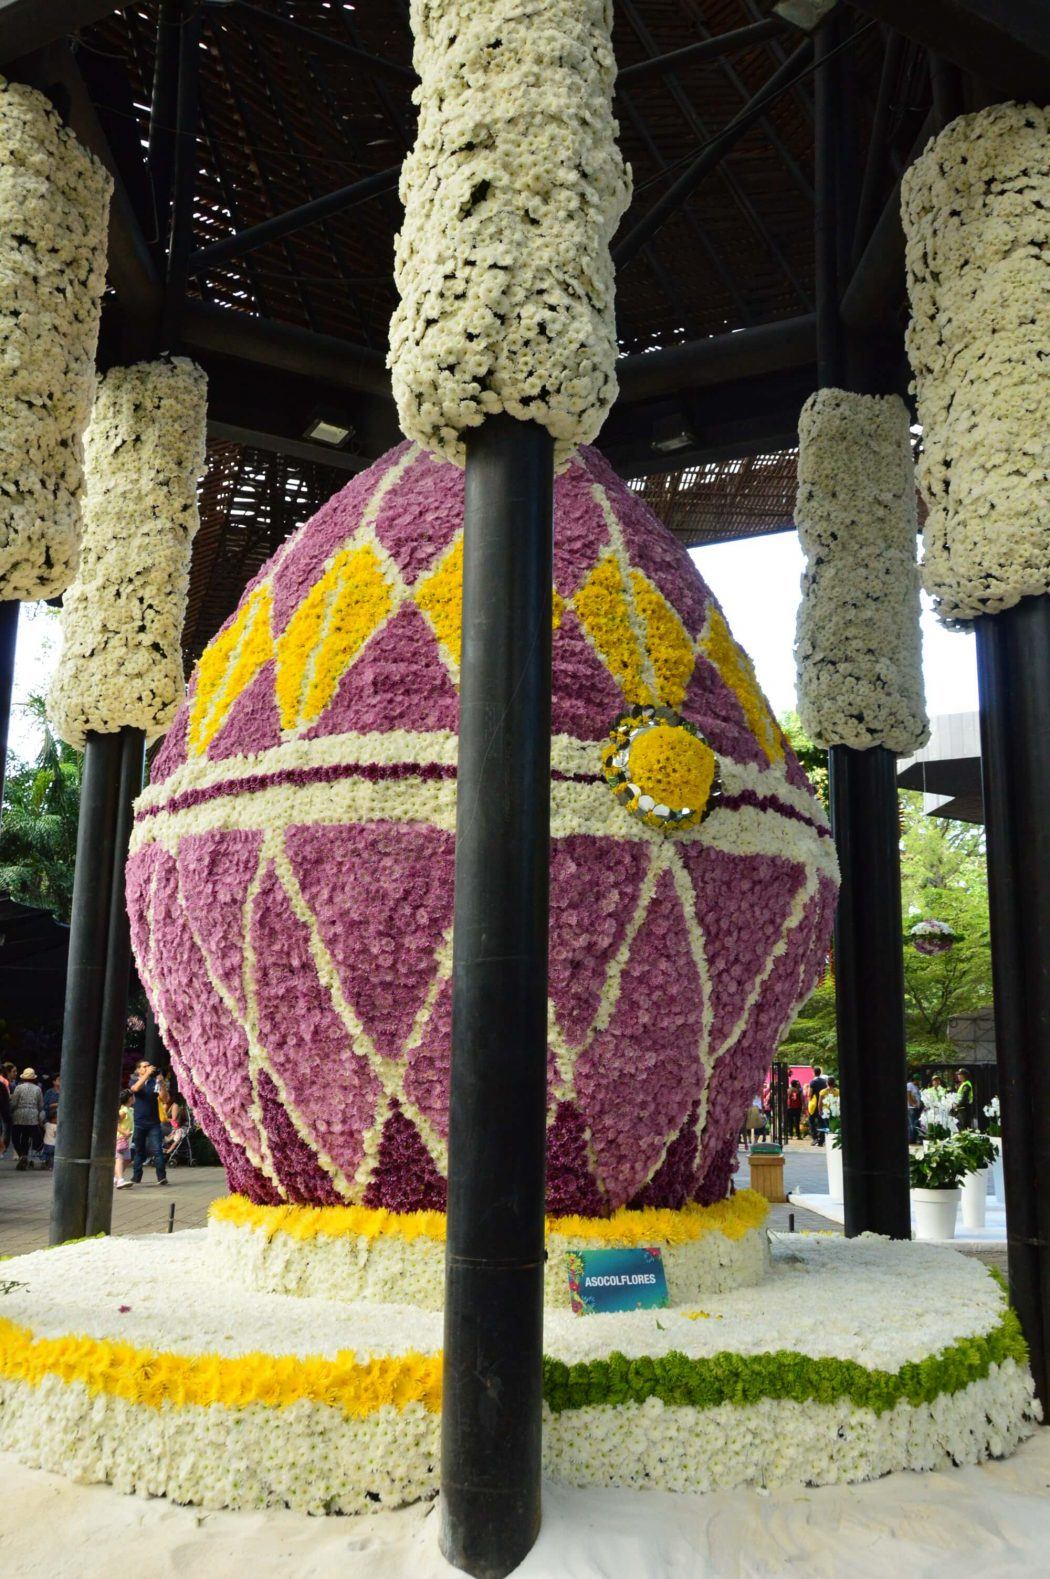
[0,1229,1037,1516]
[793,1192,1009,1246]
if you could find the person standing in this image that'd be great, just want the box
[786,1079,804,1140]
[114,1092,133,1188]
[10,1070,44,1170]
[43,1076,60,1127]
[129,1061,169,1186]
[954,1068,976,1131]
[807,1067,828,1147]
[906,1079,922,1144]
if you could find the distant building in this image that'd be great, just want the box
[897,711,982,824]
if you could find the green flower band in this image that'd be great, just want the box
[544,1293,1028,1417]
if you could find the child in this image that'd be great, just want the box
[115,1092,133,1188]
[41,1108,57,1170]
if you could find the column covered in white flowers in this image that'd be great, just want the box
[802,13,928,1244]
[903,102,1050,1403]
[0,76,112,804]
[47,357,208,1249]
[793,388,928,1241]
[388,2,629,1571]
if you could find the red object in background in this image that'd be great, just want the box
[762,1065,816,1107]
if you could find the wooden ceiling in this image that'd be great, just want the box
[9,2,962,659]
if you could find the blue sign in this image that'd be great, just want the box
[566,1246,669,1315]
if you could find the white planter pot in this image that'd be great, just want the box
[825,1143,843,1202]
[911,1187,960,1242]
[961,1167,989,1230]
[990,1136,1004,1205]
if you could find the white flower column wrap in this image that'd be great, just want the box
[902,104,1050,623]
[387,0,631,468]
[794,388,929,753]
[0,77,112,600]
[48,358,208,747]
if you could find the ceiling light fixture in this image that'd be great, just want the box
[304,414,354,448]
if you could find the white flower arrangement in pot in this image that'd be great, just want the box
[984,1097,1004,1204]
[910,1139,965,1240]
[919,1086,959,1140]
[909,1136,978,1241]
[823,1088,843,1202]
[954,1129,999,1232]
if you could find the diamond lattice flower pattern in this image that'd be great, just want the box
[128,442,837,1215]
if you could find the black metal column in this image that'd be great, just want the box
[0,599,16,812]
[50,731,123,1245]
[829,747,913,1237]
[440,415,553,1579]
[86,726,145,1237]
[814,11,911,1237]
[975,595,1050,1404]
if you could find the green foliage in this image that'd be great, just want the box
[780,711,828,809]
[909,1137,970,1190]
[952,1130,998,1174]
[0,695,83,921]
[773,757,994,1072]
[543,1282,1027,1414]
[900,792,992,1052]
[778,974,838,1074]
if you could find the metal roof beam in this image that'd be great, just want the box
[617,16,790,84]
[221,1,415,84]
[187,163,401,275]
[846,0,1050,99]
[0,0,118,62]
[613,39,814,270]
[617,314,816,402]
[840,109,934,331]
[179,301,818,412]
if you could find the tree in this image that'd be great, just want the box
[899,791,992,1060]
[778,974,838,1072]
[772,722,994,1071]
[0,694,82,920]
[780,710,828,809]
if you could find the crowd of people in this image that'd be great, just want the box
[741,1066,980,1150]
[0,1061,191,1183]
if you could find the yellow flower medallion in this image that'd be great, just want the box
[602,705,721,834]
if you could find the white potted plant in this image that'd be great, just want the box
[984,1097,1003,1204]
[954,1129,998,1231]
[909,1137,968,1241]
[824,1089,843,1201]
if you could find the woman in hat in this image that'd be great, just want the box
[10,1069,44,1171]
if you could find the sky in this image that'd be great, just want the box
[7,529,979,768]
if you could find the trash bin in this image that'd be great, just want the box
[748,1143,786,1204]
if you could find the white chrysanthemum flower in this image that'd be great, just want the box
[902,103,1050,624]
[794,388,929,752]
[388,0,631,468]
[0,76,112,601]
[48,358,208,746]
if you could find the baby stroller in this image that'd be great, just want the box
[163,1109,196,1168]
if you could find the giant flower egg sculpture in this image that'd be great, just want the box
[128,443,837,1214]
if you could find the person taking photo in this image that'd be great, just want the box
[128,1061,170,1187]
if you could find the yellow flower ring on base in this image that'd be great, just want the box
[207,1190,771,1310]
[602,705,722,834]
[0,1234,1036,1515]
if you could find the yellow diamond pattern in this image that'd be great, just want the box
[573,552,651,705]
[413,535,464,668]
[276,541,394,731]
[188,583,274,755]
[629,570,695,709]
[699,606,784,763]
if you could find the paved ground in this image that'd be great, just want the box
[0,1139,835,1258]
[0,1152,228,1258]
